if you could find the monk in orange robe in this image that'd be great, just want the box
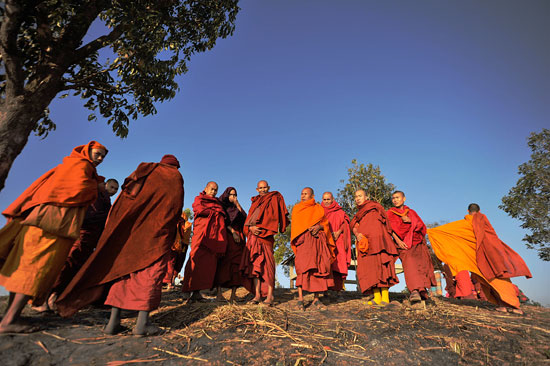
[321,192,351,293]
[181,182,227,303]
[163,211,192,290]
[56,155,184,336]
[215,187,247,303]
[427,203,532,314]
[350,190,399,305]
[291,188,335,310]
[387,191,436,303]
[240,180,289,305]
[0,141,107,333]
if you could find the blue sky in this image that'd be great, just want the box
[1,1,549,304]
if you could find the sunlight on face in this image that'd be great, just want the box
[90,148,107,166]
[301,188,313,202]
[322,192,334,206]
[256,180,269,196]
[355,190,367,206]
[391,192,406,208]
[205,182,218,197]
[105,181,119,196]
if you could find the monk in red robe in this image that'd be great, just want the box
[0,141,107,333]
[387,191,436,303]
[56,155,184,336]
[163,211,192,290]
[215,187,247,303]
[240,180,289,305]
[350,190,399,306]
[181,182,227,303]
[291,188,335,310]
[428,203,532,314]
[321,192,351,294]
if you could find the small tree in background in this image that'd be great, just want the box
[274,204,293,276]
[500,129,550,261]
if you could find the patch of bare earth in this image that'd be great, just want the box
[1,288,549,365]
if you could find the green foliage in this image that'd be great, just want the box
[500,129,550,261]
[183,207,193,221]
[425,221,449,271]
[0,0,239,137]
[274,204,293,273]
[336,159,396,218]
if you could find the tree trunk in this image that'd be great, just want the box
[0,95,54,192]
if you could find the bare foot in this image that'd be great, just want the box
[495,307,508,313]
[47,293,58,312]
[133,324,162,337]
[509,308,524,315]
[0,323,40,334]
[31,303,50,313]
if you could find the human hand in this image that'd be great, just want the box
[401,215,411,223]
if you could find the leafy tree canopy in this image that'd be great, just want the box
[500,129,550,261]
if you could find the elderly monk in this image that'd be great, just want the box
[321,192,351,294]
[181,182,227,303]
[387,191,436,303]
[291,188,335,310]
[34,178,120,312]
[163,210,192,290]
[350,190,399,306]
[0,141,107,333]
[240,180,289,305]
[56,155,183,336]
[427,203,532,314]
[215,187,247,303]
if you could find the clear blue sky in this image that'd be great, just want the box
[1,1,549,304]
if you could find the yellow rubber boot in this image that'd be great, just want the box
[370,288,382,305]
[381,287,390,304]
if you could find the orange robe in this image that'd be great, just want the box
[387,206,436,293]
[322,201,351,291]
[350,201,399,294]
[0,141,104,305]
[291,199,335,293]
[240,191,289,297]
[427,214,531,309]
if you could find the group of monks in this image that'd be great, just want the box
[0,140,533,336]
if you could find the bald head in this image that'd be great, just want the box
[300,187,314,202]
[468,203,480,214]
[204,181,218,197]
[354,189,368,206]
[256,180,270,196]
[322,192,334,207]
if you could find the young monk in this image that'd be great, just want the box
[350,190,399,306]
[163,210,192,290]
[428,203,532,314]
[387,191,436,303]
[321,192,351,295]
[240,180,289,306]
[56,155,184,336]
[0,141,107,333]
[181,182,227,303]
[291,188,335,310]
[215,187,247,303]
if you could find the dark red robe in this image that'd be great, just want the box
[56,162,184,316]
[387,206,436,293]
[181,193,227,292]
[350,201,399,294]
[322,201,351,291]
[240,191,289,297]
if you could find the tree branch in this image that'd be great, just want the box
[0,0,25,98]
[73,24,126,62]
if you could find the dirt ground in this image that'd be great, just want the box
[1,288,549,366]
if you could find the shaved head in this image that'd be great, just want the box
[468,203,480,213]
[354,189,368,206]
[256,180,270,196]
[322,192,334,207]
[300,187,314,202]
[204,181,218,197]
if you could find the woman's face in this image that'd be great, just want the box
[228,189,237,203]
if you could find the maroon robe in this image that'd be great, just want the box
[351,201,399,294]
[56,160,184,316]
[181,192,227,292]
[387,206,436,293]
[240,191,289,297]
[322,201,351,291]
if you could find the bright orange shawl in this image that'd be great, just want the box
[3,141,106,218]
[290,198,335,258]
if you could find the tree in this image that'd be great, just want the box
[500,129,550,261]
[336,159,396,217]
[0,0,239,191]
[274,203,293,276]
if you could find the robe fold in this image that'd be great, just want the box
[181,193,227,292]
[240,191,289,297]
[0,141,104,305]
[387,206,436,292]
[322,201,351,291]
[163,215,192,285]
[291,199,335,293]
[56,162,184,316]
[427,214,531,309]
[350,201,399,293]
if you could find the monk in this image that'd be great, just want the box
[291,188,335,310]
[387,191,436,303]
[35,178,120,312]
[56,155,184,336]
[321,192,351,294]
[215,187,247,303]
[0,141,107,333]
[181,182,227,303]
[163,210,192,290]
[240,180,289,305]
[428,203,532,314]
[350,190,399,306]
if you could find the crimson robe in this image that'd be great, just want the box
[387,206,436,292]
[181,193,227,292]
[350,201,399,293]
[322,201,351,291]
[56,162,184,316]
[240,191,289,297]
